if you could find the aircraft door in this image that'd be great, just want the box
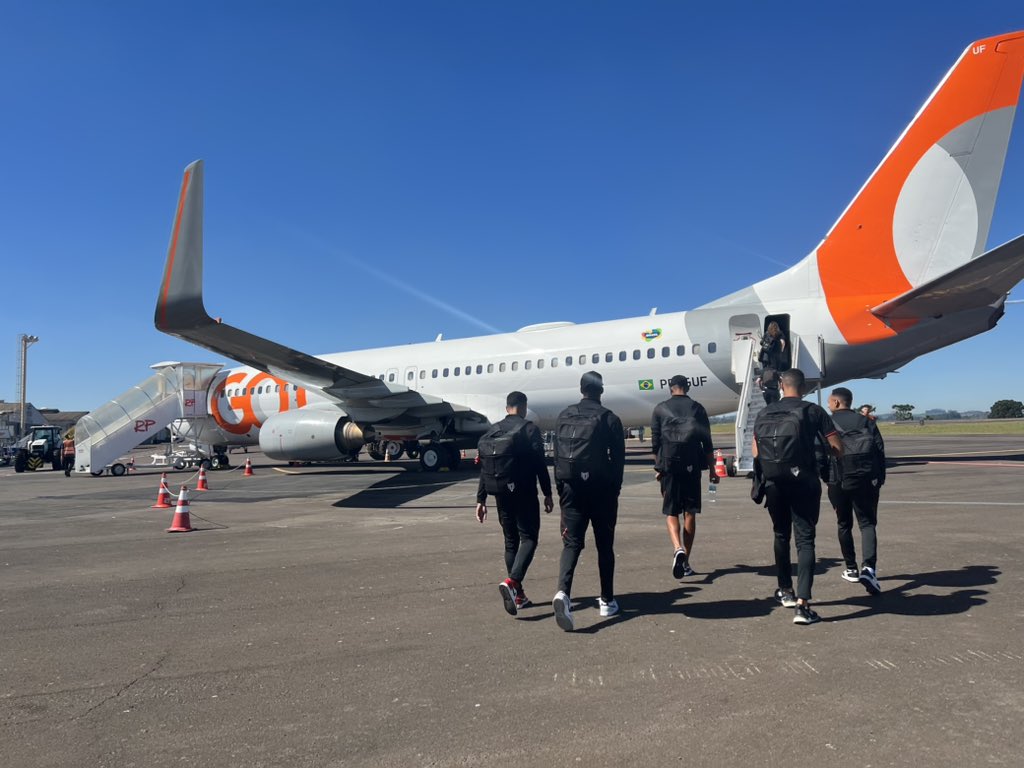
[404,366,419,390]
[385,367,399,385]
[729,313,761,384]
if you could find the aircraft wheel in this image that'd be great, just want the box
[173,457,187,470]
[110,463,127,477]
[367,442,386,461]
[385,441,404,460]
[199,459,212,471]
[419,444,444,472]
[404,441,419,460]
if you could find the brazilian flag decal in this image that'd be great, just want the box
[638,379,654,391]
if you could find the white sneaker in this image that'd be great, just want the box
[599,597,619,617]
[553,591,574,631]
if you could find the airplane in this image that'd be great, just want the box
[76,30,1024,475]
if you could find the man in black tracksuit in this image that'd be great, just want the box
[551,371,625,631]
[826,386,885,595]
[650,374,716,579]
[752,368,843,625]
[475,391,553,616]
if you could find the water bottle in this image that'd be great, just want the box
[708,481,717,503]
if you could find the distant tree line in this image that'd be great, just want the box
[989,399,1024,419]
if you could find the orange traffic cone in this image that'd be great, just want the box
[714,450,728,478]
[166,486,194,532]
[196,465,209,491]
[151,472,173,509]
[243,457,254,476]
[384,449,391,463]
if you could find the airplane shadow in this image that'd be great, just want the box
[889,453,1023,466]
[813,565,999,622]
[332,467,477,509]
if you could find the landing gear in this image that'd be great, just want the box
[367,440,405,461]
[211,452,230,470]
[418,443,461,472]
[403,441,419,460]
[419,444,444,471]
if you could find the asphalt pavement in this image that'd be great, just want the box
[1,436,1022,767]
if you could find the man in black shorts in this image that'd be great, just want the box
[650,375,716,578]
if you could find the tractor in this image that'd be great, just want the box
[13,426,63,473]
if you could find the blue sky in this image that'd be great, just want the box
[2,2,1023,415]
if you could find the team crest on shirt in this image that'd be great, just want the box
[642,328,662,342]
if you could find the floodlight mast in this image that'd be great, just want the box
[18,334,39,438]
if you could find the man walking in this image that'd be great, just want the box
[752,368,843,625]
[61,431,76,477]
[650,375,717,579]
[475,391,554,616]
[551,372,625,631]
[826,387,885,594]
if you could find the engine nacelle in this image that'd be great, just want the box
[259,409,365,462]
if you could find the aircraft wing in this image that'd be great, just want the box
[154,160,471,423]
[871,233,1024,323]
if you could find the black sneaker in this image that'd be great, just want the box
[793,604,821,625]
[859,566,881,595]
[671,549,687,579]
[774,588,797,608]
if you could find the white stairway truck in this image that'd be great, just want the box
[74,362,222,475]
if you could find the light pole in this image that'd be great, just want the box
[18,334,39,438]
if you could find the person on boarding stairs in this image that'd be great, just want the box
[757,321,787,406]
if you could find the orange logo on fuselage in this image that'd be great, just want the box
[210,371,308,435]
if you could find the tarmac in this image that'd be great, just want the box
[1,435,1022,767]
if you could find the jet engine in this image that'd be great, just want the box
[258,409,366,462]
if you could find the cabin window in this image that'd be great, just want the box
[388,373,395,382]
[432,369,438,378]
[647,348,655,359]
[565,356,573,366]
[499,363,506,372]
[676,345,686,356]
[619,351,627,362]
[551,358,558,368]
[443,368,450,377]
[407,371,414,381]
[579,355,587,365]
[512,361,519,371]
[633,350,640,360]
[708,342,717,353]
[537,359,544,369]
[487,363,494,373]
[524,360,532,370]
[420,370,426,379]
[476,365,483,374]
[692,344,701,354]
[661,346,670,358]
[592,353,600,364]
[454,367,461,376]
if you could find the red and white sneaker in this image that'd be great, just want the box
[515,591,532,611]
[498,578,520,616]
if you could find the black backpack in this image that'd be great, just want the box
[659,411,704,474]
[836,416,883,490]
[755,404,810,481]
[477,420,528,494]
[554,406,608,482]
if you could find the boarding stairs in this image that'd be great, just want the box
[74,362,222,475]
[732,331,825,474]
